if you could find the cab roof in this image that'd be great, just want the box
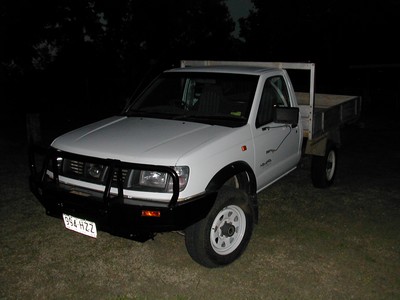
[166,65,281,76]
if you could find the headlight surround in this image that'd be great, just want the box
[47,152,189,194]
[139,166,189,192]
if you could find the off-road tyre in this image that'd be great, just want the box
[311,141,338,188]
[184,186,254,268]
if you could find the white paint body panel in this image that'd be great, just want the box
[51,63,307,202]
[51,116,257,200]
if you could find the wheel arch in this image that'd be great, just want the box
[205,161,258,223]
[305,129,341,157]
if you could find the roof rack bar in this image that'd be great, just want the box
[180,60,314,71]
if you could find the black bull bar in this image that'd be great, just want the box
[28,144,216,241]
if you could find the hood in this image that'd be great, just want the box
[51,116,231,165]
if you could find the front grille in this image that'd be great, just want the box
[112,168,129,183]
[45,151,178,196]
[60,158,134,188]
[68,160,84,175]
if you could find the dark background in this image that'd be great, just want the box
[1,0,399,142]
[1,4,399,297]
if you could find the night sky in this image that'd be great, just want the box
[227,0,253,37]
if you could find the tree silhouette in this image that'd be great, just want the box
[2,0,235,76]
[1,0,236,117]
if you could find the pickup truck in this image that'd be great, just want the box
[29,61,362,268]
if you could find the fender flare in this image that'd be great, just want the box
[205,161,259,223]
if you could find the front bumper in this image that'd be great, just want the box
[29,145,217,241]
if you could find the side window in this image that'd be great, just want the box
[256,76,290,127]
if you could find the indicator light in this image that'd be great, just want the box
[241,145,247,151]
[141,210,161,217]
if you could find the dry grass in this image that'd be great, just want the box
[1,120,399,299]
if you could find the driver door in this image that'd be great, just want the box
[253,75,301,191]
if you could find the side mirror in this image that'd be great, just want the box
[273,107,299,127]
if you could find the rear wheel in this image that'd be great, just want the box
[311,141,337,188]
[185,187,253,268]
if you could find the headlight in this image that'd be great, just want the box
[139,170,168,189]
[87,163,106,179]
[139,166,189,192]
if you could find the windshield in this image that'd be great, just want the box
[125,72,259,127]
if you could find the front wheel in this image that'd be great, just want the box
[184,187,254,268]
[311,141,338,188]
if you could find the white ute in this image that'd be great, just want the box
[29,61,362,267]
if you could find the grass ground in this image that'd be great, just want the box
[0,117,399,299]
